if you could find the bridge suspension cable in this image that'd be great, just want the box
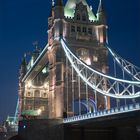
[60,38,140,99]
[106,44,140,81]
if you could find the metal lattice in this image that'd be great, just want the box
[60,38,140,99]
[106,44,140,81]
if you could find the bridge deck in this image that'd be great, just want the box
[64,103,140,124]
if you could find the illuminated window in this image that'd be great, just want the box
[83,27,87,33]
[88,28,92,35]
[77,49,89,57]
[93,55,98,62]
[77,26,81,32]
[34,90,40,97]
[71,25,75,32]
[77,13,80,20]
[40,106,45,111]
[77,49,91,65]
[42,67,47,74]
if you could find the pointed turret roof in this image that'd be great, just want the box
[52,0,55,7]
[64,0,96,21]
[97,0,106,23]
[21,54,27,66]
[97,0,104,13]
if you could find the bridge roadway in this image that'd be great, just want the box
[16,105,140,140]
[64,103,140,123]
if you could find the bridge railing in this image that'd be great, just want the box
[63,103,140,123]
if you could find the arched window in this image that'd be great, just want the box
[76,13,81,20]
[27,92,31,97]
[34,90,40,97]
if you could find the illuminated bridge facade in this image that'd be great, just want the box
[15,1,140,138]
[18,0,111,120]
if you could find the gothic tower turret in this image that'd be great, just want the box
[20,55,27,76]
[47,0,65,118]
[48,0,64,45]
[18,55,27,117]
[96,0,108,44]
[53,0,64,38]
[97,0,106,24]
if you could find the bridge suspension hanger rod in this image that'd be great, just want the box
[105,44,140,81]
[60,38,140,99]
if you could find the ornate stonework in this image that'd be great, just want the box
[19,0,110,119]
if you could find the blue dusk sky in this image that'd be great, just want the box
[0,0,140,123]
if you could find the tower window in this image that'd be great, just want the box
[71,26,75,32]
[88,28,92,35]
[93,55,98,62]
[27,92,31,97]
[77,49,91,65]
[82,14,86,21]
[34,90,40,97]
[77,13,81,20]
[82,27,87,33]
[77,26,81,32]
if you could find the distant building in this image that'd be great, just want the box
[0,116,17,140]
[18,0,110,119]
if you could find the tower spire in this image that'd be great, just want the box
[55,0,63,6]
[52,0,55,7]
[21,53,27,66]
[97,0,104,13]
[97,0,106,24]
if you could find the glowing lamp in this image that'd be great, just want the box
[37,109,42,115]
[27,81,32,88]
[44,83,48,89]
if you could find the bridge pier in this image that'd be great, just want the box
[17,120,140,140]
[64,126,113,140]
[64,126,139,140]
[16,110,140,140]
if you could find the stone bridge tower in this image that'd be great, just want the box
[47,0,110,118]
[19,0,110,120]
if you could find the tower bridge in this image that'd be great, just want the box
[12,0,140,139]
